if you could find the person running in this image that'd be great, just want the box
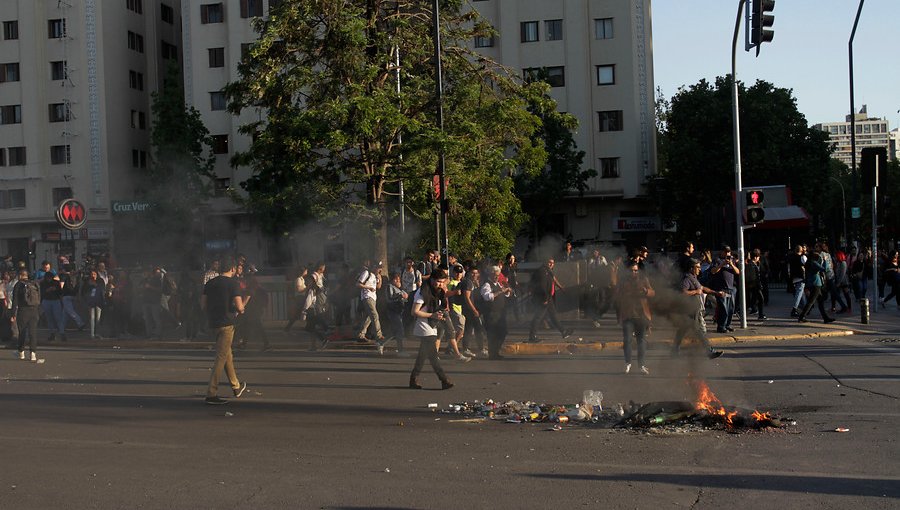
[880,250,899,309]
[798,248,835,324]
[202,257,249,405]
[409,268,453,391]
[526,258,572,343]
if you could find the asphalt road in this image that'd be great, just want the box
[1,334,899,510]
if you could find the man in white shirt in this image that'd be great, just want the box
[357,260,384,343]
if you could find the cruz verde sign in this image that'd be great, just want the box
[111,200,155,214]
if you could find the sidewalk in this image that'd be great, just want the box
[9,290,897,354]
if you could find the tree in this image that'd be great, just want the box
[145,62,216,264]
[513,83,596,242]
[653,76,834,245]
[225,0,550,263]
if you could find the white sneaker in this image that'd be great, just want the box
[30,352,37,362]
[17,351,25,360]
[640,366,650,375]
[456,354,472,363]
[377,344,384,355]
[624,363,631,374]
[481,349,489,357]
[463,349,477,358]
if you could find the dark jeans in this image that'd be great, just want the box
[621,317,649,365]
[747,285,765,317]
[385,309,405,351]
[529,298,563,340]
[827,279,847,310]
[410,335,448,383]
[715,291,734,330]
[462,311,485,352]
[15,307,40,353]
[799,284,829,320]
[484,312,508,358]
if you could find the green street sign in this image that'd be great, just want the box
[851,207,861,219]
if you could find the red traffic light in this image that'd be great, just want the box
[746,190,764,206]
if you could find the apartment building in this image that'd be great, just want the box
[472,0,657,245]
[0,0,181,266]
[814,106,891,168]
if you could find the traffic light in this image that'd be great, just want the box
[751,0,775,56]
[745,189,765,224]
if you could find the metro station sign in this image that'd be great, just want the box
[56,198,87,230]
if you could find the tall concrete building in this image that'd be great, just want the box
[0,0,181,266]
[814,106,891,168]
[471,0,657,246]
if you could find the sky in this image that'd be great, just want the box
[652,0,899,127]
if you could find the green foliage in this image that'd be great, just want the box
[225,0,550,259]
[654,76,834,241]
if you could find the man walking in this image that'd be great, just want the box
[672,260,724,359]
[710,246,740,333]
[11,269,43,362]
[202,257,248,405]
[526,258,572,343]
[480,266,511,359]
[356,260,384,344]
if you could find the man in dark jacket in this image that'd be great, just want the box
[526,258,573,343]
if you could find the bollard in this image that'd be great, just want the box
[860,298,870,324]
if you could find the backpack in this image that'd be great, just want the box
[24,281,41,306]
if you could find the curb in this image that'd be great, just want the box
[501,330,856,355]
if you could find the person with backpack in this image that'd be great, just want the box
[11,269,43,362]
[356,259,384,344]
[525,258,573,343]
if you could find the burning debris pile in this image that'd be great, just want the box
[439,381,787,432]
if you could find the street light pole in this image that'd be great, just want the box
[848,0,865,241]
[731,0,748,330]
[829,176,847,246]
[431,0,449,268]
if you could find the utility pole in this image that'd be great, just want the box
[732,0,748,330]
[431,0,449,267]
[848,0,865,242]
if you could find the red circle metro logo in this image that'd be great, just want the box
[56,198,87,230]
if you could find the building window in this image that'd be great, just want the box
[0,189,27,209]
[523,67,565,88]
[0,148,5,166]
[130,110,146,129]
[520,21,539,43]
[50,145,71,165]
[210,91,227,111]
[0,62,20,82]
[474,35,493,48]
[240,0,263,18]
[129,70,144,90]
[211,134,229,154]
[3,21,18,40]
[52,187,73,205]
[48,19,67,39]
[545,19,563,41]
[595,18,613,39]
[598,110,623,132]
[161,3,175,24]
[51,61,67,80]
[127,31,144,53]
[600,157,620,178]
[201,3,225,24]
[126,0,143,14]
[49,103,71,122]
[161,41,178,61]
[596,64,615,85]
[240,43,253,59]
[132,149,148,168]
[0,105,22,125]
[8,147,26,166]
[208,47,225,68]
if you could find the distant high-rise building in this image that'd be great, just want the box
[0,0,182,265]
[890,128,899,163]
[814,105,891,168]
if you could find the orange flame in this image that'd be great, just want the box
[751,410,771,422]
[691,378,737,428]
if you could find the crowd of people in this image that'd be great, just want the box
[1,239,897,402]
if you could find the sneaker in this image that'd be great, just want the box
[205,396,228,405]
[480,349,489,357]
[757,315,767,320]
[377,344,384,355]
[790,309,799,318]
[798,317,809,323]
[356,336,369,344]
[716,328,727,334]
[463,349,477,358]
[725,327,735,332]
[48,333,55,342]
[562,328,573,339]
[17,350,25,360]
[708,350,724,359]
[30,352,36,362]
[233,382,248,398]
[456,354,472,363]
[592,320,602,328]
[823,316,836,324]
[624,363,632,374]
[441,381,454,390]
[640,366,650,375]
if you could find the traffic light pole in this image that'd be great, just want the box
[731,0,748,330]
[432,0,449,268]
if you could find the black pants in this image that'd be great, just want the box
[799,284,829,320]
[529,298,563,340]
[485,315,507,358]
[462,311,485,352]
[410,335,448,383]
[15,307,40,353]
[747,285,765,317]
